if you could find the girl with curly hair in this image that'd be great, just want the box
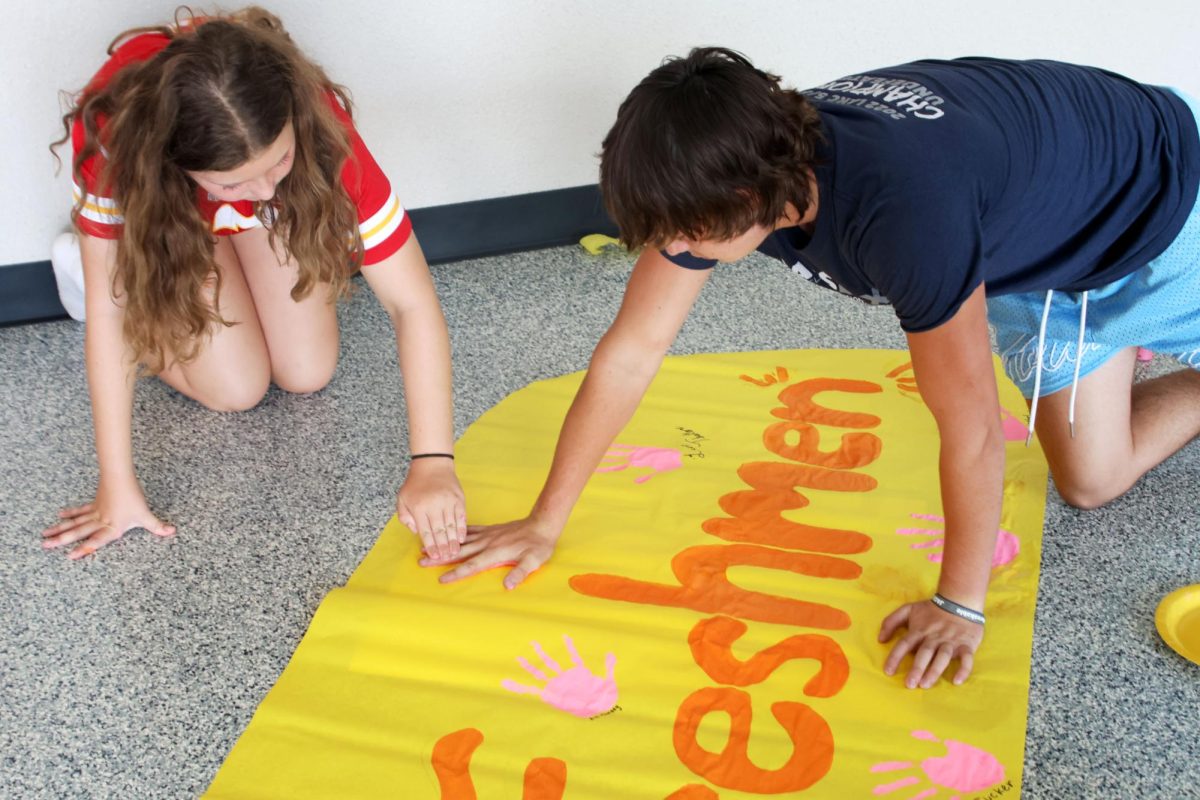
[45,7,467,561]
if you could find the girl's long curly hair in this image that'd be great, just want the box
[53,7,362,372]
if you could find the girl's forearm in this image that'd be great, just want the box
[393,305,456,455]
[85,310,140,484]
[80,235,141,487]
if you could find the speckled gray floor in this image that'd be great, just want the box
[1,245,1197,799]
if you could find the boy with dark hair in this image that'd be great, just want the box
[425,49,1200,688]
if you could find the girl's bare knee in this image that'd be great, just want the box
[197,372,271,412]
[273,360,336,396]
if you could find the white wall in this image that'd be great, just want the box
[4,0,1198,266]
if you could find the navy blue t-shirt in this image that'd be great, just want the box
[664,58,1200,332]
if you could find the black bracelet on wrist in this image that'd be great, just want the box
[930,593,986,625]
[409,452,454,461]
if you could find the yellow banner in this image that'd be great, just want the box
[207,349,1045,799]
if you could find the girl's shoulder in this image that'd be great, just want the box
[85,32,171,94]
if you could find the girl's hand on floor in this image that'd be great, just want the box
[878,600,984,688]
[419,517,560,590]
[42,482,175,559]
[396,458,467,562]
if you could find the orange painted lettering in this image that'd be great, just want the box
[673,687,834,793]
[432,728,567,800]
[432,728,483,800]
[522,758,567,800]
[570,544,859,630]
[762,420,881,470]
[771,377,882,428]
[702,513,871,555]
[714,462,877,521]
[566,375,885,797]
[702,460,875,555]
[688,616,848,697]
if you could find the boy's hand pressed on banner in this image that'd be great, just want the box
[419,516,560,590]
[878,601,983,688]
[396,458,467,562]
[42,481,175,559]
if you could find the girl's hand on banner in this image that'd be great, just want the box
[397,459,467,561]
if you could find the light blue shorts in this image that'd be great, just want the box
[988,89,1200,398]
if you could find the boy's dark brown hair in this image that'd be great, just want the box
[600,47,824,249]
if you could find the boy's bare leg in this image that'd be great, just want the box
[1034,346,1200,508]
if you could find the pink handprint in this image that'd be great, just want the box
[871,730,1006,799]
[999,408,1029,442]
[897,514,1020,569]
[595,444,682,484]
[502,635,618,719]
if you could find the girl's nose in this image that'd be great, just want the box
[249,178,276,202]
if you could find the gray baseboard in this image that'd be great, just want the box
[0,260,67,326]
[0,183,616,327]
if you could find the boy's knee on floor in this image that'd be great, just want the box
[1052,470,1129,510]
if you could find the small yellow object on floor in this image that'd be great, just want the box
[579,233,623,255]
[206,349,1046,800]
[1156,584,1200,666]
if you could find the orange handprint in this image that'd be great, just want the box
[595,444,682,484]
[502,635,619,719]
[739,366,789,387]
[885,361,922,401]
[871,730,1007,799]
[896,514,1020,569]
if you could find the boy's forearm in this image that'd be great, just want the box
[530,334,666,532]
[934,431,1006,610]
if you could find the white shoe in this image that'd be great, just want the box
[51,231,86,321]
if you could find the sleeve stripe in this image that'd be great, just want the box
[72,183,124,226]
[360,193,405,249]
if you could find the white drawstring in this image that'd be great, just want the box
[1025,289,1090,446]
[1068,291,1088,438]
[1026,290,1054,447]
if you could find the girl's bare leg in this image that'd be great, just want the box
[230,226,339,394]
[156,235,272,411]
[157,228,339,407]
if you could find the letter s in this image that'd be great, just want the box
[689,616,849,696]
